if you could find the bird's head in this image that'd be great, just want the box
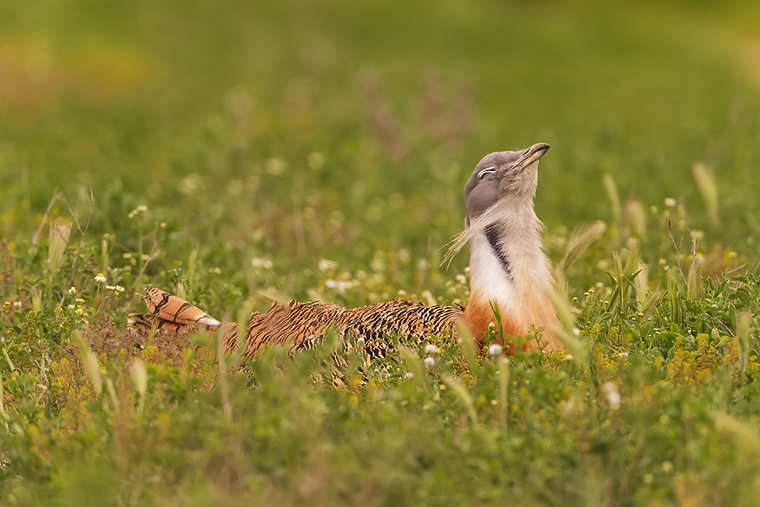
[464,143,550,226]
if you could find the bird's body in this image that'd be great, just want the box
[132,143,564,356]
[134,286,462,357]
[227,299,461,358]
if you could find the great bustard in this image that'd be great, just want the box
[132,143,563,357]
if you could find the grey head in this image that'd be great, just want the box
[464,143,550,227]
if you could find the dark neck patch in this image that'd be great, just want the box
[484,223,511,276]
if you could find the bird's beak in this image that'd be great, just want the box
[517,143,550,167]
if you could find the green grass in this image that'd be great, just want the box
[2,0,760,505]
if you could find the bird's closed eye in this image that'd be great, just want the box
[478,166,496,179]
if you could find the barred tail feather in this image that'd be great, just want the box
[141,285,221,327]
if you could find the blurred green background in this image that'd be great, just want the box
[4,3,760,503]
[2,0,760,294]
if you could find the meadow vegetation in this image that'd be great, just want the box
[2,0,760,505]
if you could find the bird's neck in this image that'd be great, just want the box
[462,200,560,350]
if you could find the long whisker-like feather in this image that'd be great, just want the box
[441,197,518,268]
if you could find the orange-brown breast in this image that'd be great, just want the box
[462,290,524,353]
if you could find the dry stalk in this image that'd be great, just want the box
[59,188,95,306]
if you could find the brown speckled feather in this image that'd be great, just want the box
[234,299,462,359]
[131,286,463,359]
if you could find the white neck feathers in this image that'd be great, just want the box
[469,199,553,321]
[459,195,560,348]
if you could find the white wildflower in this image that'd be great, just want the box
[265,157,287,176]
[370,257,384,272]
[75,308,83,315]
[456,274,467,285]
[489,343,503,356]
[326,279,353,292]
[602,381,621,409]
[356,337,365,345]
[618,352,629,358]
[318,258,339,272]
[664,197,676,207]
[128,204,148,219]
[178,174,202,194]
[404,372,414,379]
[251,257,273,270]
[68,286,77,295]
[424,344,439,354]
[95,273,106,283]
[108,285,125,296]
[424,356,435,368]
[421,290,436,306]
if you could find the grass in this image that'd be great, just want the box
[2,0,760,505]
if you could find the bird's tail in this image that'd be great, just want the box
[128,285,221,333]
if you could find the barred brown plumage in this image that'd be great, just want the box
[130,143,565,357]
[133,287,462,359]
